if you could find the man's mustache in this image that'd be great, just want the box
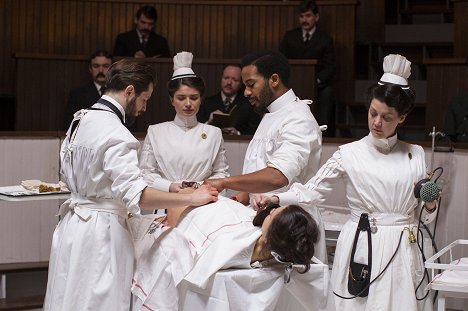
[96,72,106,79]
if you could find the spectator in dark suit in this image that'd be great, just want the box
[63,50,112,129]
[279,0,336,136]
[443,91,468,142]
[197,64,262,135]
[113,5,170,58]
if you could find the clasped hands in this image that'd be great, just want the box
[203,177,280,211]
[168,181,218,206]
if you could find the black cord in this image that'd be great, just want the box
[432,196,442,243]
[333,230,404,300]
[431,167,443,184]
[416,224,441,304]
[415,227,430,301]
[415,195,443,304]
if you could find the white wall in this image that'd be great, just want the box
[1,137,467,308]
[0,138,61,263]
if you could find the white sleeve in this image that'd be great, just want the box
[207,133,230,179]
[139,133,171,192]
[267,112,320,183]
[102,136,147,213]
[277,150,346,207]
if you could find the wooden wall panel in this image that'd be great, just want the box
[1,0,357,106]
[454,0,468,57]
[425,59,468,135]
[355,0,385,43]
[15,55,315,132]
[0,0,14,96]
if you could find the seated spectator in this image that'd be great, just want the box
[113,5,170,58]
[197,64,262,135]
[63,49,112,129]
[443,91,468,142]
[279,0,336,136]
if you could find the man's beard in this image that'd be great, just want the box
[124,96,137,127]
[253,84,274,115]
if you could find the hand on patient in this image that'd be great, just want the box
[250,194,279,211]
[204,178,225,192]
[188,184,219,206]
[169,182,182,193]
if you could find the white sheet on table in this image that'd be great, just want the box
[430,257,468,287]
[179,262,330,311]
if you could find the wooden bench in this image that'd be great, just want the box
[0,295,44,311]
[0,262,48,311]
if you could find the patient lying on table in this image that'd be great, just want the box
[131,196,324,311]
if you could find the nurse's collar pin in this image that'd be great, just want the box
[201,133,207,139]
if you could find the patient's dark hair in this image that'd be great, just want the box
[266,204,319,273]
[252,203,280,227]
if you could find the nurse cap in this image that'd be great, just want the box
[378,54,411,89]
[171,51,196,80]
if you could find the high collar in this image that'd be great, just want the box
[267,89,296,113]
[367,132,398,154]
[173,114,198,129]
[101,95,126,123]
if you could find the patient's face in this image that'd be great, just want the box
[261,205,288,237]
[171,85,202,117]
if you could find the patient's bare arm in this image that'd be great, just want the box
[166,188,196,227]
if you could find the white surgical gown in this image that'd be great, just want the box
[243,89,327,262]
[44,96,147,311]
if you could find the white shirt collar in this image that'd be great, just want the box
[101,94,126,123]
[368,132,398,154]
[136,29,148,44]
[267,89,297,113]
[174,114,198,129]
[93,82,103,94]
[302,26,317,41]
[221,92,237,103]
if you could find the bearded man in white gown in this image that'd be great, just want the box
[44,59,218,311]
